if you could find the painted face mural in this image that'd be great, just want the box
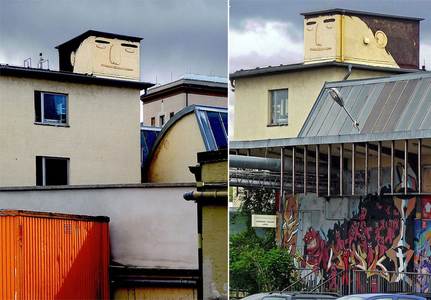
[303,14,402,68]
[303,15,340,63]
[71,36,140,80]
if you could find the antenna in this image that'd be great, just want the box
[23,57,32,68]
[37,53,49,69]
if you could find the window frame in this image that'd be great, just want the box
[36,156,70,186]
[35,91,69,126]
[159,115,165,126]
[150,117,156,126]
[268,88,289,126]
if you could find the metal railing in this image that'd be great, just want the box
[282,268,323,292]
[352,270,431,294]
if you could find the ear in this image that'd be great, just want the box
[70,51,76,66]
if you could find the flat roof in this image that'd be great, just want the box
[0,64,154,90]
[56,30,143,49]
[301,8,424,21]
[141,75,227,102]
[230,61,418,80]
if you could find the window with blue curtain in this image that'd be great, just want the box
[35,91,68,124]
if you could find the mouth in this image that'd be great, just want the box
[101,64,133,71]
[310,47,332,51]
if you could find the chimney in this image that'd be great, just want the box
[301,9,423,69]
[56,30,142,81]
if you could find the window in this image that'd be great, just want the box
[35,91,68,125]
[170,112,175,118]
[36,156,69,186]
[159,115,165,126]
[151,117,155,126]
[195,108,228,151]
[269,89,288,125]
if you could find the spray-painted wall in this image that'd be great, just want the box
[277,193,429,287]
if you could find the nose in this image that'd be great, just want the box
[109,44,121,65]
[315,23,322,46]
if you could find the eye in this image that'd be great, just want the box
[324,18,335,29]
[306,20,316,31]
[306,21,316,26]
[121,43,138,53]
[95,39,110,49]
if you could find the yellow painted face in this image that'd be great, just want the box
[342,16,398,68]
[71,36,140,80]
[303,15,340,62]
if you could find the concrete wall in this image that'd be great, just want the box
[143,93,186,126]
[0,185,198,269]
[232,67,396,141]
[0,76,141,186]
[147,113,205,183]
[202,205,228,300]
[142,93,227,126]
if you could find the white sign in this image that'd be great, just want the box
[251,214,277,228]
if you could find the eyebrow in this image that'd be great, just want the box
[306,21,316,25]
[121,43,138,48]
[324,18,336,23]
[95,39,110,44]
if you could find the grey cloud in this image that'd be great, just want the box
[0,0,227,84]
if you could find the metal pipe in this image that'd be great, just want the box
[352,143,355,195]
[378,142,382,193]
[280,147,285,212]
[391,141,394,194]
[229,155,291,172]
[304,146,307,194]
[292,147,296,195]
[340,144,343,196]
[183,191,228,201]
[404,140,408,194]
[316,145,319,195]
[328,144,331,196]
[365,143,368,194]
[418,139,422,194]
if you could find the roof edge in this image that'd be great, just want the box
[300,8,424,21]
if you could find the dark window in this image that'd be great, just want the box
[35,91,68,125]
[207,111,227,149]
[170,112,175,118]
[36,156,69,186]
[151,117,155,126]
[269,89,288,125]
[159,115,165,126]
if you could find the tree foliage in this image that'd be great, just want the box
[230,188,297,295]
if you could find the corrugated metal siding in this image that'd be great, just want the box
[0,211,110,300]
[299,72,431,137]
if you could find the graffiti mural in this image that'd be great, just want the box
[280,195,299,254]
[414,219,431,292]
[279,194,417,284]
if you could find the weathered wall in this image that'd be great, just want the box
[0,185,198,269]
[142,93,227,126]
[202,205,228,300]
[0,76,141,186]
[143,93,186,126]
[147,113,205,183]
[232,67,393,141]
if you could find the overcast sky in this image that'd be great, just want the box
[0,0,227,85]
[230,0,431,72]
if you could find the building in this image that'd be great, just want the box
[230,9,422,142]
[230,71,431,294]
[144,105,228,183]
[141,74,227,127]
[0,30,153,187]
[185,149,228,300]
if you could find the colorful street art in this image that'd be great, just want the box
[414,219,431,292]
[279,194,417,285]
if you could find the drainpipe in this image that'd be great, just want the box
[230,79,235,91]
[183,191,228,201]
[343,64,352,80]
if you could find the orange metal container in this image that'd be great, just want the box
[0,210,110,300]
